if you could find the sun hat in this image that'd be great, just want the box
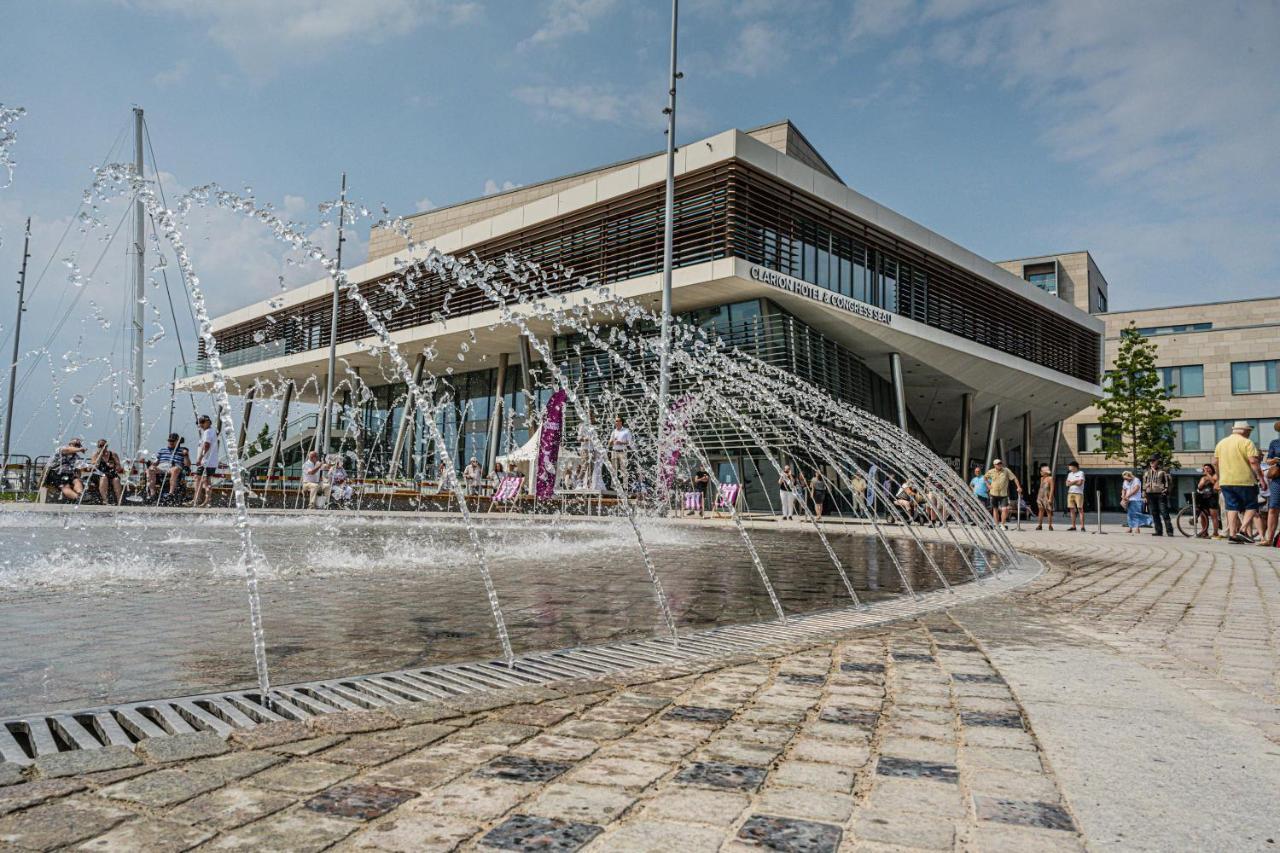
[1232,420,1251,429]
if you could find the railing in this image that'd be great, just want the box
[181,338,286,377]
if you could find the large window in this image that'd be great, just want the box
[1095,289,1107,312]
[1077,424,1115,453]
[1172,418,1280,451]
[1024,264,1057,296]
[1159,364,1204,398]
[1231,360,1279,395]
[1136,322,1211,336]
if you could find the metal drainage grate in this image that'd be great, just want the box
[0,556,1041,765]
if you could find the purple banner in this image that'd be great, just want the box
[535,389,567,500]
[659,396,693,491]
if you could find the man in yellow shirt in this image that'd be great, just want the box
[984,459,1021,530]
[1213,421,1264,543]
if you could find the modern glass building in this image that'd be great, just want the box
[189,121,1104,499]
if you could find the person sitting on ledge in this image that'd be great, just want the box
[49,438,86,501]
[146,433,189,501]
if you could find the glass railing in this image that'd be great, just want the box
[180,339,287,377]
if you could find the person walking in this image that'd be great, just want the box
[1120,470,1147,534]
[189,414,219,508]
[1035,465,1055,531]
[1267,420,1280,465]
[1065,462,1085,531]
[1142,456,1173,537]
[609,416,632,493]
[969,466,989,510]
[779,465,798,520]
[984,459,1021,530]
[691,468,710,518]
[1195,463,1221,538]
[809,470,829,520]
[1213,421,1265,544]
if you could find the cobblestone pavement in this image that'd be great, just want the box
[0,535,1276,851]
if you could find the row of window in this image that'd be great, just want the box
[1078,418,1279,454]
[1136,322,1212,336]
[1103,359,1279,398]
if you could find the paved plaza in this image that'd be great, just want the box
[0,532,1276,851]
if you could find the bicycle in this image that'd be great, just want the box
[1174,490,1220,538]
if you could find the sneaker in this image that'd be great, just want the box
[1153,532,1163,537]
[1067,526,1076,531]
[1229,533,1251,544]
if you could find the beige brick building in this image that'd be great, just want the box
[1058,296,1280,507]
[997,250,1110,316]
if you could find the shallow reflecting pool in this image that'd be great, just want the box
[0,511,982,716]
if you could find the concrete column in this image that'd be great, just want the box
[236,385,256,457]
[310,374,327,457]
[388,354,426,480]
[1049,420,1063,474]
[485,353,509,475]
[997,439,1007,469]
[984,404,1000,470]
[1021,411,1033,493]
[264,380,293,493]
[958,392,973,477]
[517,334,534,395]
[889,352,908,432]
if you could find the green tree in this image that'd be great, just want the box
[244,424,271,458]
[1095,323,1181,469]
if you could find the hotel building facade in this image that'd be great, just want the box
[190,121,1105,508]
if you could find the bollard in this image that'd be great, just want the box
[1095,488,1105,534]
[1190,487,1197,539]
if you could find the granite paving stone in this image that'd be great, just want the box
[769,760,856,793]
[414,777,532,820]
[0,797,133,850]
[787,738,870,767]
[875,755,959,783]
[549,719,634,741]
[304,782,416,821]
[344,812,479,852]
[185,750,283,782]
[585,819,725,852]
[0,763,22,787]
[476,754,573,784]
[100,768,222,807]
[135,731,229,763]
[850,807,955,850]
[567,757,670,789]
[638,787,750,826]
[251,759,356,794]
[0,778,87,816]
[673,760,766,792]
[664,705,734,723]
[961,711,1026,729]
[480,813,602,851]
[511,734,599,762]
[866,777,966,818]
[735,813,843,853]
[524,781,637,824]
[166,784,296,830]
[268,734,348,757]
[202,805,356,851]
[973,796,1077,832]
[754,787,855,823]
[32,745,141,780]
[447,721,540,746]
[75,817,213,852]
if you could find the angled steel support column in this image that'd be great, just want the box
[983,404,1000,471]
[236,385,257,457]
[264,380,294,495]
[958,392,973,477]
[1021,411,1033,492]
[1049,419,1063,474]
[485,353,509,475]
[517,334,534,395]
[889,352,908,432]
[388,354,426,480]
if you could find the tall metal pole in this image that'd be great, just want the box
[655,0,680,465]
[2,217,30,466]
[130,108,145,459]
[321,173,346,455]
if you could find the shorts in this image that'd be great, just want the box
[1221,484,1255,513]
[973,494,989,508]
[989,494,1009,509]
[199,467,217,478]
[1067,493,1084,509]
[1269,481,1280,510]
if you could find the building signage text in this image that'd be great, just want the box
[748,265,893,325]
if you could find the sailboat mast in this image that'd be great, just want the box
[130,107,145,458]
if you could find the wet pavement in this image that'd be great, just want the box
[0,529,1275,851]
[0,510,976,717]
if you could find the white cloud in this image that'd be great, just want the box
[514,84,664,130]
[722,23,782,77]
[128,0,480,76]
[414,196,436,212]
[522,0,616,47]
[846,0,917,44]
[482,180,517,196]
[152,59,190,87]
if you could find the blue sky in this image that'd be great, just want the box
[0,0,1277,456]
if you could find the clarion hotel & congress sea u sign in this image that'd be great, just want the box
[748,265,893,326]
